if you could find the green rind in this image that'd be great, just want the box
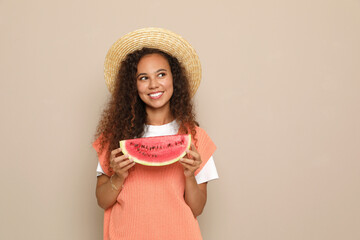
[119,140,128,157]
[119,134,191,166]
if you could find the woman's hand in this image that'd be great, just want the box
[180,143,202,178]
[110,148,136,180]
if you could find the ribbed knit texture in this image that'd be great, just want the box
[93,126,216,240]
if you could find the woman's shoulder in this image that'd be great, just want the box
[192,125,216,149]
[194,125,211,138]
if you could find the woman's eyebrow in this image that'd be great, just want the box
[156,69,167,73]
[136,73,147,78]
[136,69,168,78]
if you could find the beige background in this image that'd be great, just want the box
[1,0,360,239]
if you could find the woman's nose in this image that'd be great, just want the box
[148,77,159,89]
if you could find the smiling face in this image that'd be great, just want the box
[136,53,174,112]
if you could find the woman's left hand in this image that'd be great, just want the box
[180,143,202,178]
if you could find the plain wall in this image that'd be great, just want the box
[1,0,359,239]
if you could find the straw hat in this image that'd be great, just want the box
[104,27,202,97]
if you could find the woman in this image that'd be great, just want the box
[93,28,218,240]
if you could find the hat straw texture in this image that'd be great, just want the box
[104,28,201,97]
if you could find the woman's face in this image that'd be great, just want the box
[136,53,174,111]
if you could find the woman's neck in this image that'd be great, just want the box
[145,107,174,126]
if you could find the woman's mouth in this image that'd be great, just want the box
[148,91,164,99]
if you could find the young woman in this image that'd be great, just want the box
[93,28,218,240]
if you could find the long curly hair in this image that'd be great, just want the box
[95,47,198,157]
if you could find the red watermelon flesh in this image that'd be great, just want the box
[119,134,191,166]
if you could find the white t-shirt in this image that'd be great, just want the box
[96,120,219,184]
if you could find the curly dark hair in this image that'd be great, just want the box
[95,47,198,157]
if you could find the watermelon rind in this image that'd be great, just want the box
[119,134,191,166]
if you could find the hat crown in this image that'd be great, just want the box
[104,27,201,97]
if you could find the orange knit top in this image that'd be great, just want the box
[93,126,216,240]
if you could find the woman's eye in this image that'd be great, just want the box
[158,73,166,77]
[139,76,147,80]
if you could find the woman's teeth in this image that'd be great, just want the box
[149,92,163,98]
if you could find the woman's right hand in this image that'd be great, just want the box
[109,148,136,180]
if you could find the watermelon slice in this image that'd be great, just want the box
[119,134,191,166]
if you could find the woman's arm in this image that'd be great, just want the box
[180,143,208,217]
[96,174,124,209]
[184,176,207,217]
[96,148,135,210]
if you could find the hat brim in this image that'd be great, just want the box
[104,27,201,97]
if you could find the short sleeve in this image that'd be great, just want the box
[194,127,217,176]
[195,156,219,184]
[96,162,105,176]
[92,136,114,176]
